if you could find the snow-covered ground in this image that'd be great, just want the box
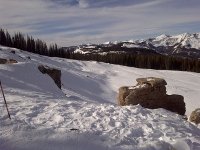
[0,45,200,150]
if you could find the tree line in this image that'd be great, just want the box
[0,28,61,56]
[1,28,200,73]
[63,52,200,73]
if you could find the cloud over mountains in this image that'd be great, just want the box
[0,0,200,46]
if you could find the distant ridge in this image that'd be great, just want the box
[62,32,200,58]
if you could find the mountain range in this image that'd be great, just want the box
[63,33,200,58]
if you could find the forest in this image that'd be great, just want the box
[1,28,200,73]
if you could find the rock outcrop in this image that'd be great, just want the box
[189,108,200,124]
[0,58,17,64]
[38,65,61,89]
[118,77,185,115]
[10,50,15,54]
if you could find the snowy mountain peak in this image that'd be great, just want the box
[103,41,112,45]
[155,34,170,40]
[152,33,193,45]
[172,32,200,49]
[62,32,200,58]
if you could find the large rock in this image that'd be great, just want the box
[38,65,61,89]
[0,58,17,64]
[189,108,200,124]
[118,86,131,106]
[118,77,186,115]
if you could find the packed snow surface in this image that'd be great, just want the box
[0,45,200,150]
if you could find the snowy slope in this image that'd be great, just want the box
[0,45,200,150]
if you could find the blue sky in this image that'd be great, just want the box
[0,0,200,46]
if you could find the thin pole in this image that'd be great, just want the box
[0,81,11,119]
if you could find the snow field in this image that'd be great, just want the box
[0,45,200,149]
[1,97,200,150]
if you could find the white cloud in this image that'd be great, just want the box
[0,0,200,46]
[49,0,159,8]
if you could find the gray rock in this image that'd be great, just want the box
[0,58,17,64]
[38,65,61,89]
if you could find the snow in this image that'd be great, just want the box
[122,43,141,48]
[152,33,200,49]
[194,108,200,114]
[122,43,149,49]
[155,34,169,41]
[147,77,156,82]
[104,41,112,45]
[74,48,89,54]
[64,32,200,57]
[128,84,148,90]
[103,33,200,51]
[103,41,118,45]
[127,40,134,43]
[0,45,200,150]
[85,46,96,49]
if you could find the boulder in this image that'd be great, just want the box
[0,58,17,64]
[189,108,200,124]
[38,65,61,89]
[118,86,131,106]
[117,77,186,115]
[10,50,15,54]
[0,58,7,64]
[165,95,185,116]
[9,59,18,64]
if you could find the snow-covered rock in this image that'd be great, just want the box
[0,58,17,64]
[189,108,200,124]
[38,65,61,89]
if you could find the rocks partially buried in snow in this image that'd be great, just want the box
[118,77,186,115]
[189,108,200,124]
[38,65,61,89]
[0,58,17,64]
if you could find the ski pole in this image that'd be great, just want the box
[0,81,11,119]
